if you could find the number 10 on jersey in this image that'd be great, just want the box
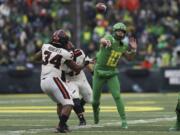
[106,50,122,67]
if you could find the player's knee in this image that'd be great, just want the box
[84,94,93,104]
[113,95,120,101]
[87,97,93,104]
[61,105,73,115]
[84,97,91,104]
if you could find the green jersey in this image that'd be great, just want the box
[95,34,129,71]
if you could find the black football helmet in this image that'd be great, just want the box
[51,29,69,47]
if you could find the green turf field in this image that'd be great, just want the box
[0,93,179,135]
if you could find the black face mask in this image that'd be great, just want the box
[64,42,75,51]
[113,30,126,40]
[59,36,69,46]
[50,35,70,49]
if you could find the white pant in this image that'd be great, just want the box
[66,71,92,103]
[41,77,74,106]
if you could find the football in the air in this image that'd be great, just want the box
[96,3,107,13]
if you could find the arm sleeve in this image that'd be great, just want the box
[58,49,73,60]
[122,37,130,51]
[104,34,113,42]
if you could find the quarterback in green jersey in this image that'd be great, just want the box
[92,22,137,129]
[170,93,180,131]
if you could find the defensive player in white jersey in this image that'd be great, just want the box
[37,29,87,133]
[61,43,93,126]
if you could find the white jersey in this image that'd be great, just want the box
[63,49,92,103]
[41,43,73,79]
[40,43,74,106]
[66,71,92,103]
[62,49,85,74]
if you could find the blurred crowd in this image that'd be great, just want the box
[0,0,72,66]
[0,0,180,69]
[81,0,180,69]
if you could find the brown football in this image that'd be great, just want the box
[96,3,107,13]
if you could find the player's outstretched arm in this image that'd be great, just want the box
[29,50,42,62]
[66,60,85,73]
[100,38,111,48]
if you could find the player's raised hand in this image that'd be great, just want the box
[129,37,137,50]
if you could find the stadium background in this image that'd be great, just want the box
[0,1,180,135]
[0,0,180,93]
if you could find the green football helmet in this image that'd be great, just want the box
[113,22,127,32]
[112,22,127,40]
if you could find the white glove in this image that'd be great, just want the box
[59,49,74,60]
[85,56,94,63]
